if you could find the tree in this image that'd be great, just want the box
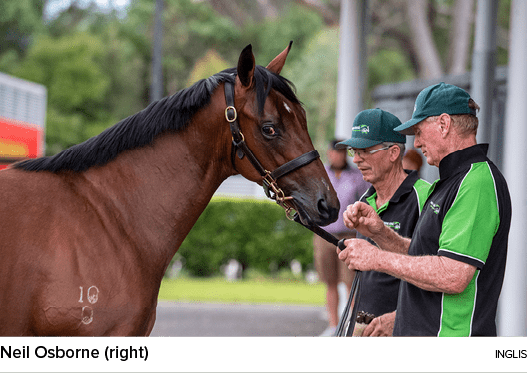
[297,0,511,80]
[2,0,511,154]
[286,28,340,151]
[0,0,44,70]
[205,0,288,26]
[367,0,508,79]
[13,32,113,154]
[295,0,340,25]
[287,24,415,151]
[121,0,242,98]
[404,0,475,78]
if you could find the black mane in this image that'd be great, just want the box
[14,66,299,173]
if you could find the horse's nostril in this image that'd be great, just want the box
[317,198,330,219]
[317,196,339,224]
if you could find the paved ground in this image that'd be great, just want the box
[150,301,328,337]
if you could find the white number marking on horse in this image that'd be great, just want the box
[81,306,94,325]
[87,286,99,304]
[79,285,99,324]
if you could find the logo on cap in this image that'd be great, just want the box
[352,125,369,134]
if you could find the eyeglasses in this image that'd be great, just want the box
[347,145,392,158]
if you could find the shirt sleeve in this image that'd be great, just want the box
[438,163,500,269]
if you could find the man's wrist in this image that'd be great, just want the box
[371,224,391,246]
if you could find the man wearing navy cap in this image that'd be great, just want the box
[336,108,430,336]
[339,83,512,336]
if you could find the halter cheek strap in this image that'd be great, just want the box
[224,80,320,219]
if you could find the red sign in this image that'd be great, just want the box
[0,117,44,170]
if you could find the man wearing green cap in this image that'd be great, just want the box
[336,108,430,336]
[339,83,511,336]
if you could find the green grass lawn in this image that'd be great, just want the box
[158,277,325,306]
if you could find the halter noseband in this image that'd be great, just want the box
[224,81,320,220]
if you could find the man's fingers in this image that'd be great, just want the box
[337,241,349,258]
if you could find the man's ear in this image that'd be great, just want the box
[438,113,452,138]
[390,144,402,163]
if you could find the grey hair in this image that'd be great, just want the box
[383,142,406,160]
[424,99,480,137]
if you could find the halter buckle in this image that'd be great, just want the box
[231,131,245,145]
[263,171,297,221]
[225,106,237,123]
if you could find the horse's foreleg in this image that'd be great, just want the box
[144,308,157,336]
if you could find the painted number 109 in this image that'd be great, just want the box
[79,286,99,325]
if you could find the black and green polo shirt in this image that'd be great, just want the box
[357,170,430,317]
[393,144,511,336]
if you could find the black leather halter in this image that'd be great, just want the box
[224,81,320,219]
[224,80,360,336]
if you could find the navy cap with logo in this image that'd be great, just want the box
[394,82,477,135]
[336,108,405,150]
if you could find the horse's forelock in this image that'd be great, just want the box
[252,65,299,115]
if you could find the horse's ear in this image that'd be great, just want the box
[266,41,293,75]
[237,44,255,88]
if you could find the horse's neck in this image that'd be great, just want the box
[80,111,233,273]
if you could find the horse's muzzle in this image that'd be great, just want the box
[292,190,339,227]
[316,194,339,225]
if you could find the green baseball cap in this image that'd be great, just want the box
[394,82,477,135]
[336,108,405,149]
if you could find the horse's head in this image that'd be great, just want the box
[226,43,339,227]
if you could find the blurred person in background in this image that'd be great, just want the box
[402,149,423,175]
[336,109,430,336]
[315,139,370,336]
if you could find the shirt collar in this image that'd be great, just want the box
[391,170,420,203]
[438,144,489,180]
[363,170,420,205]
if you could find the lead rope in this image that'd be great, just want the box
[292,214,361,337]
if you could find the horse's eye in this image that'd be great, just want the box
[262,125,277,137]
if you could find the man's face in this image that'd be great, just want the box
[352,144,393,184]
[413,118,444,168]
[327,148,347,169]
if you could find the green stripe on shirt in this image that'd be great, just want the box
[439,162,500,265]
[439,270,479,336]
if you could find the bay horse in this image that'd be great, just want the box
[0,43,339,336]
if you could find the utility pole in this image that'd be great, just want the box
[150,0,164,103]
[499,0,527,336]
[471,0,498,164]
[334,0,367,140]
